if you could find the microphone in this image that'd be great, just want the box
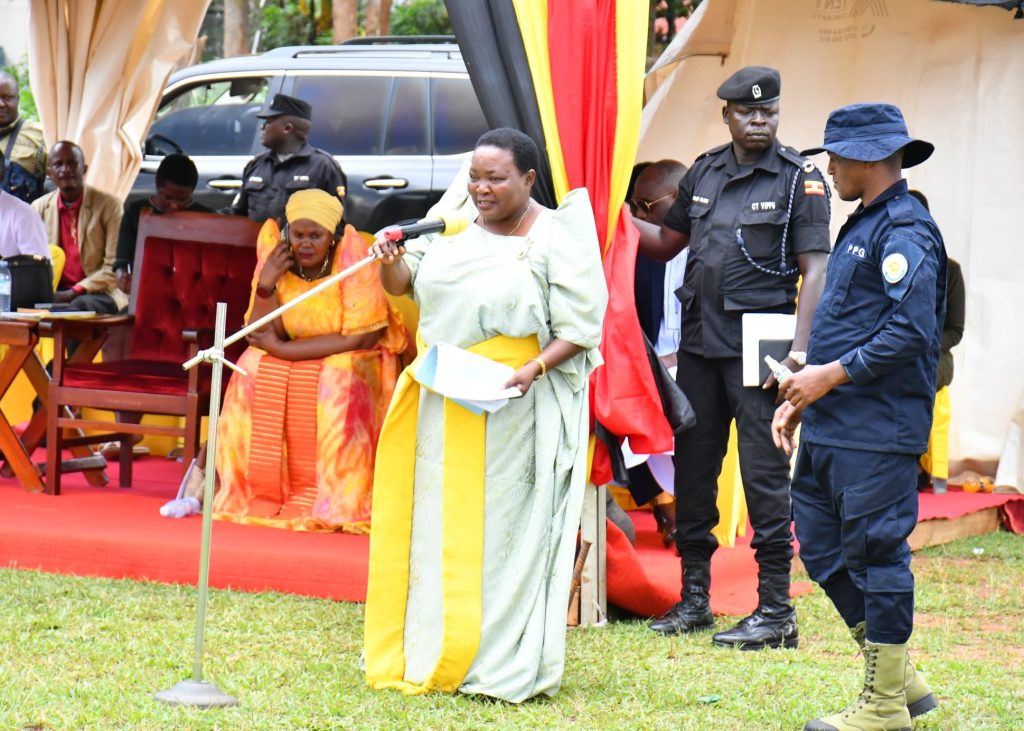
[382,212,470,242]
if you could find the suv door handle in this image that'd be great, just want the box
[208,179,243,191]
[364,177,409,190]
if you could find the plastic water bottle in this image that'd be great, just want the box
[764,354,793,384]
[0,260,11,313]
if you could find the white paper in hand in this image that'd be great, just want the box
[414,342,524,415]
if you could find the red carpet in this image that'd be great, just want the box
[617,487,1024,618]
[0,454,369,601]
[617,510,814,618]
[1,455,1021,618]
[918,485,1024,531]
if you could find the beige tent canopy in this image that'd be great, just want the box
[639,0,1024,477]
[28,1,211,200]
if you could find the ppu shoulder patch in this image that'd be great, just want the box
[880,230,929,301]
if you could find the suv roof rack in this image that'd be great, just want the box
[341,35,457,45]
[260,37,460,60]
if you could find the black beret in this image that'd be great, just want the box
[256,93,312,121]
[716,66,781,104]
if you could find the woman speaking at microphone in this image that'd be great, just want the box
[210,188,407,531]
[363,127,607,702]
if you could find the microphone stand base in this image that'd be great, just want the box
[154,679,238,708]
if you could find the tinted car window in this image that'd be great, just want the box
[385,76,428,155]
[433,77,489,155]
[149,77,269,156]
[292,74,391,155]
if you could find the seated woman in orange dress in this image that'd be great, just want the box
[211,188,406,532]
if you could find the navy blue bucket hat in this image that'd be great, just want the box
[802,103,934,169]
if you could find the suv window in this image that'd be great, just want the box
[292,74,391,155]
[385,76,429,156]
[433,77,489,155]
[149,77,270,156]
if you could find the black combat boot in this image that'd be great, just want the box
[712,574,798,650]
[649,562,714,635]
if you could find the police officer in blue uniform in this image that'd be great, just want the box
[773,103,945,730]
[635,66,832,649]
[231,94,347,226]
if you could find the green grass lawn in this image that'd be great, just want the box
[1,530,1022,730]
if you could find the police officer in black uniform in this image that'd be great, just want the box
[635,67,832,649]
[231,93,347,226]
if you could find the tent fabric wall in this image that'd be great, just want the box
[638,0,1024,470]
[28,1,211,200]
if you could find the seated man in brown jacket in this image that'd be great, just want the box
[32,140,126,314]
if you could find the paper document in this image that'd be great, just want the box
[2,310,98,320]
[620,365,676,493]
[414,342,524,415]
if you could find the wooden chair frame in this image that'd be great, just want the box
[44,211,260,495]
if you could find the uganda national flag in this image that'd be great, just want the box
[446,0,674,483]
[804,179,826,196]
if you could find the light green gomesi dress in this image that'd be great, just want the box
[396,188,607,702]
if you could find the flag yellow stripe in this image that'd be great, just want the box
[606,2,648,254]
[511,0,570,202]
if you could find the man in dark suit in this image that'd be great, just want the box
[628,159,687,547]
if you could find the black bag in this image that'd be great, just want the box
[642,333,697,435]
[5,254,54,309]
[1,161,45,203]
[1,120,46,204]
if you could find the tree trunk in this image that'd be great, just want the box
[224,0,250,58]
[380,0,392,36]
[333,0,358,43]
[366,0,381,37]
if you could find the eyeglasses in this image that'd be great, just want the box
[629,192,675,216]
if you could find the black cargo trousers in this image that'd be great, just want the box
[672,351,794,580]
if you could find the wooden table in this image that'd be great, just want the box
[0,317,109,492]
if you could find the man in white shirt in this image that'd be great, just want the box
[0,150,49,258]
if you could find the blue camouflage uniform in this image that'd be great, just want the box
[793,178,946,645]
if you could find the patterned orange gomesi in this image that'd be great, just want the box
[213,221,406,532]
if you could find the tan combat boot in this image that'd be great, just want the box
[850,622,937,718]
[803,640,912,731]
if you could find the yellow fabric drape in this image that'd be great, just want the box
[712,425,748,547]
[921,386,951,481]
[28,1,211,200]
[364,334,540,694]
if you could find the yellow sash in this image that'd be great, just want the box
[364,334,540,694]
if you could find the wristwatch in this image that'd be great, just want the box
[255,283,277,299]
[788,350,807,367]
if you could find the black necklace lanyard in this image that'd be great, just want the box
[734,164,831,278]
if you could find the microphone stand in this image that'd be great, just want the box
[182,251,380,372]
[164,247,383,706]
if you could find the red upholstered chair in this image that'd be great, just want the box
[44,211,262,495]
